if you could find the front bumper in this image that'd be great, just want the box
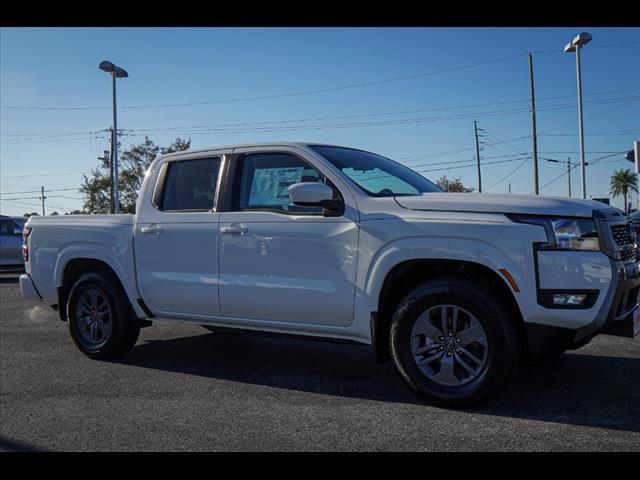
[526,258,640,358]
[19,273,42,301]
[596,260,640,339]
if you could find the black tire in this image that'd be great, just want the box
[390,277,522,408]
[66,271,140,359]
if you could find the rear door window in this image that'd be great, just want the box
[160,157,221,212]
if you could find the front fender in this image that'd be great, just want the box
[347,217,537,342]
[362,235,524,304]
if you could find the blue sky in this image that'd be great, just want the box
[1,27,638,215]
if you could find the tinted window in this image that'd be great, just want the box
[310,145,441,197]
[12,218,25,230]
[0,219,15,235]
[161,158,221,211]
[236,153,324,214]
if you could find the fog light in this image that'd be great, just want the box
[553,293,587,305]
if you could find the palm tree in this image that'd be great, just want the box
[610,169,639,212]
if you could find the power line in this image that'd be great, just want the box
[2,92,636,144]
[2,41,637,112]
[0,187,79,197]
[542,129,639,137]
[417,157,526,174]
[6,89,637,138]
[584,150,629,166]
[0,52,529,111]
[535,151,630,195]
[485,158,530,191]
[0,171,85,178]
[531,41,640,55]
[105,96,640,140]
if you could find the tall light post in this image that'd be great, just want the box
[564,32,592,200]
[99,60,128,214]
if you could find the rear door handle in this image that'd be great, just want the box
[141,225,163,234]
[220,225,248,234]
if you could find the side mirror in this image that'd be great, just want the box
[288,182,339,212]
[14,227,23,236]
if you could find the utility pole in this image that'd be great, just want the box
[567,157,572,198]
[98,148,113,213]
[528,53,539,194]
[474,121,482,193]
[544,156,580,197]
[39,186,46,216]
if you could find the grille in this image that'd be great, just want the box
[610,223,637,263]
[620,246,638,262]
[611,223,634,246]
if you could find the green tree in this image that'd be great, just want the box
[23,212,39,217]
[436,175,474,192]
[610,169,638,212]
[80,136,191,214]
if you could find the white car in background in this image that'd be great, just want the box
[17,142,640,407]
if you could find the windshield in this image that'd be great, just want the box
[309,145,441,197]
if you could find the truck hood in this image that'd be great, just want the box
[393,192,621,218]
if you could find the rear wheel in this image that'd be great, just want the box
[390,277,522,407]
[66,271,140,359]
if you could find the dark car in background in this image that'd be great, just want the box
[630,211,640,238]
[0,215,26,269]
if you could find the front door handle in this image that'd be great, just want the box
[141,225,163,234]
[220,225,248,234]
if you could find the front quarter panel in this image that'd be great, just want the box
[348,211,523,342]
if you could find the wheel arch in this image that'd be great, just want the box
[372,258,526,363]
[56,257,142,322]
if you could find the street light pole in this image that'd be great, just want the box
[564,32,592,200]
[575,45,587,201]
[111,74,119,214]
[99,60,128,214]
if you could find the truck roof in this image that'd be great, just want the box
[157,141,351,159]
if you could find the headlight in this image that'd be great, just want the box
[549,218,599,251]
[509,215,600,251]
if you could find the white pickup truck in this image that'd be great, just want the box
[19,142,640,406]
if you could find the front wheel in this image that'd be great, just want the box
[66,271,140,359]
[390,277,522,407]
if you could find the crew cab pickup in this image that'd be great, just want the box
[19,142,640,406]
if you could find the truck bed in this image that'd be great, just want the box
[25,214,139,309]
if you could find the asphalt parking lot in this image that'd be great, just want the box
[1,270,639,452]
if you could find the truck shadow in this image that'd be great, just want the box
[0,434,48,452]
[116,332,640,434]
[0,277,19,284]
